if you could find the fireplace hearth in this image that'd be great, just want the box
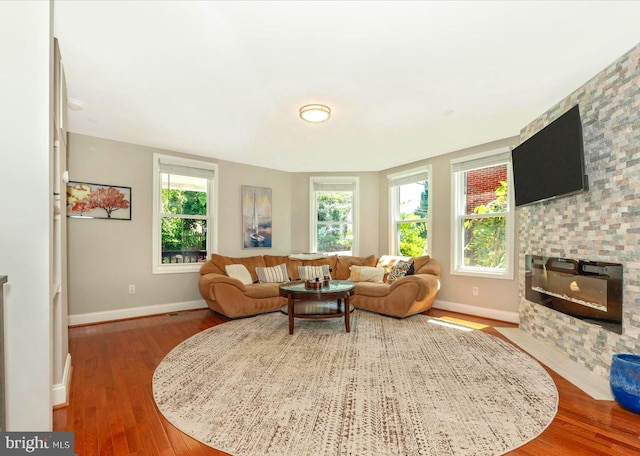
[525,255,623,334]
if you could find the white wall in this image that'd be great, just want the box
[67,134,292,320]
[0,1,53,430]
[69,133,523,323]
[218,159,293,257]
[379,137,521,322]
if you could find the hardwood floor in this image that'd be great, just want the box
[54,308,640,455]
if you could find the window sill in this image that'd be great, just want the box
[451,267,514,280]
[153,264,202,275]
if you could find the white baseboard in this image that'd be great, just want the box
[68,300,208,326]
[52,353,72,406]
[433,299,520,324]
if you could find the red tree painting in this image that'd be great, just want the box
[67,182,131,219]
[85,187,130,218]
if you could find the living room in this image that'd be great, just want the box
[3,1,640,453]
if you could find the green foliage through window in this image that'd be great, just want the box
[463,181,507,268]
[396,181,428,257]
[316,191,352,253]
[161,188,207,262]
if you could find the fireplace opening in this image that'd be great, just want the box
[525,255,623,334]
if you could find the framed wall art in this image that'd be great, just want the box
[67,181,132,220]
[242,186,272,248]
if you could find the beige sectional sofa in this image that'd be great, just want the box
[198,253,440,319]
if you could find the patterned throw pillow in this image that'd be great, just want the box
[349,265,385,283]
[388,260,413,284]
[255,263,289,283]
[298,265,331,281]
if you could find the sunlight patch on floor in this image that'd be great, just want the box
[427,318,473,332]
[437,316,489,330]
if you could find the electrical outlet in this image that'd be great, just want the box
[128,284,136,294]
[472,286,479,296]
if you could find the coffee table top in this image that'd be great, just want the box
[279,280,355,295]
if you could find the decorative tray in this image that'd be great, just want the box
[304,279,330,289]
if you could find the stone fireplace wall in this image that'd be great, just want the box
[518,42,640,378]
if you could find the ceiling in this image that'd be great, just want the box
[54,1,640,173]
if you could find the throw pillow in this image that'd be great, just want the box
[225,264,253,285]
[388,260,413,284]
[406,262,415,276]
[298,265,331,281]
[255,263,289,283]
[289,253,328,260]
[348,265,385,283]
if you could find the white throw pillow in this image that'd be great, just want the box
[256,264,289,283]
[298,265,331,281]
[348,265,385,283]
[225,264,253,285]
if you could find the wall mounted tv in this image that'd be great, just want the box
[511,104,589,207]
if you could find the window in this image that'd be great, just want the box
[388,166,431,257]
[152,154,218,274]
[309,177,359,255]
[451,150,513,278]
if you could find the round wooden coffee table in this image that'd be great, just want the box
[279,280,355,335]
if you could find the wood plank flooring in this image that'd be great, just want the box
[54,308,640,455]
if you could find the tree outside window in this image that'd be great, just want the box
[463,180,507,268]
[316,191,353,254]
[397,181,429,257]
[161,185,208,263]
[152,154,216,274]
[452,155,513,278]
[310,177,358,255]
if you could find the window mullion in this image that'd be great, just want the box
[461,213,505,221]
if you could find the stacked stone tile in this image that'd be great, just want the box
[518,43,640,378]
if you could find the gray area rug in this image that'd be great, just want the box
[153,311,558,455]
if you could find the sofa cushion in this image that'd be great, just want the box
[289,253,329,260]
[200,257,226,275]
[348,265,385,283]
[299,265,331,281]
[256,264,289,283]
[353,281,393,297]
[264,255,337,281]
[225,264,253,285]
[264,255,300,281]
[412,255,440,276]
[388,260,413,284]
[243,283,283,299]
[211,254,266,283]
[334,255,376,280]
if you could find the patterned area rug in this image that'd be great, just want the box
[153,311,558,455]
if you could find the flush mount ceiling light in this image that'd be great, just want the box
[299,104,331,123]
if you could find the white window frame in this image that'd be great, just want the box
[450,149,514,279]
[388,165,432,256]
[152,153,218,274]
[309,176,359,255]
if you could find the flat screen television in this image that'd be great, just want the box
[511,104,589,207]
